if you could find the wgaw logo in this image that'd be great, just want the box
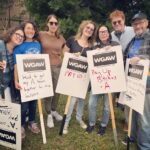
[67,58,88,73]
[23,59,46,72]
[128,64,144,79]
[0,129,16,144]
[93,51,117,66]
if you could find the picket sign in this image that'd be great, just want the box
[118,59,149,150]
[0,101,21,150]
[57,52,90,135]
[16,54,54,144]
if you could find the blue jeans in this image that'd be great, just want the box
[65,96,84,126]
[21,100,37,126]
[130,94,150,150]
[138,94,150,150]
[88,92,110,127]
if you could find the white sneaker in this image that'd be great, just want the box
[51,111,63,121]
[47,114,54,128]
[63,124,68,134]
[78,120,87,129]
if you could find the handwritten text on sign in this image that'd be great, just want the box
[56,52,89,99]
[87,45,126,94]
[0,101,21,150]
[16,54,53,102]
[119,59,149,115]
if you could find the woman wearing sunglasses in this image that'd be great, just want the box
[0,26,24,101]
[39,14,65,128]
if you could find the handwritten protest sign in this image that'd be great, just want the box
[119,59,149,115]
[87,45,126,94]
[0,101,21,150]
[56,52,89,99]
[16,54,53,102]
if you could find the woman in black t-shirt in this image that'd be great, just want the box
[63,20,96,134]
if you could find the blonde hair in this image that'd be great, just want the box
[75,20,96,47]
[109,10,125,21]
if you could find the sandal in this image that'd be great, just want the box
[28,122,40,134]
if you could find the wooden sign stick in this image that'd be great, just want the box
[127,108,132,150]
[108,93,118,149]
[38,99,47,144]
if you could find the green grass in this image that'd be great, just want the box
[0,95,137,150]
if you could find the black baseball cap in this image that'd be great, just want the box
[131,12,147,22]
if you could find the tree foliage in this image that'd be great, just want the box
[25,0,150,38]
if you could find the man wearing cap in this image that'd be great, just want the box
[110,9,135,132]
[122,12,150,150]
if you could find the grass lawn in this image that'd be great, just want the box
[0,94,137,150]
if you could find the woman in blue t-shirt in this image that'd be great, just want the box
[13,21,41,139]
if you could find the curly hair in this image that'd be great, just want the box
[21,20,39,41]
[1,25,23,43]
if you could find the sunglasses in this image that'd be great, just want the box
[48,22,58,26]
[15,33,24,39]
[112,20,122,25]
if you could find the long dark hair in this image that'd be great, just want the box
[96,24,112,44]
[21,20,39,41]
[1,25,23,43]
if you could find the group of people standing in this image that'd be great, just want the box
[0,9,149,150]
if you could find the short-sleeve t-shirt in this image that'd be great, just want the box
[66,37,93,57]
[13,41,42,64]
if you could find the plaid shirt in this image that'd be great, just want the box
[124,29,150,93]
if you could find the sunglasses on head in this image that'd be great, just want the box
[112,20,122,25]
[48,21,58,26]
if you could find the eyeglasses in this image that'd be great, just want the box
[85,26,94,32]
[99,30,108,34]
[112,20,122,25]
[48,22,58,26]
[15,33,24,39]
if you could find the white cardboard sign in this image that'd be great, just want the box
[119,59,149,115]
[16,54,53,102]
[56,52,89,99]
[87,45,126,94]
[0,101,21,150]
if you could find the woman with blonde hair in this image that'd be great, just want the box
[63,20,96,134]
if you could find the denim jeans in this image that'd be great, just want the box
[137,94,150,150]
[88,92,110,127]
[130,94,150,150]
[65,96,84,126]
[21,100,37,126]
